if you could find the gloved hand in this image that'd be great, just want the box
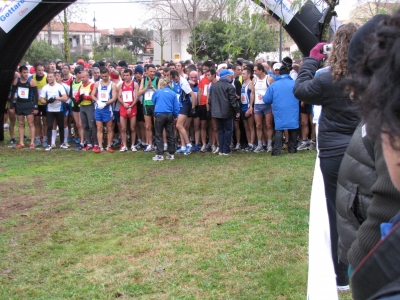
[190,108,197,118]
[97,101,106,109]
[77,94,85,105]
[309,42,327,61]
[206,110,211,120]
[47,97,56,104]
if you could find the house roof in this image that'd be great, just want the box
[98,28,135,36]
[43,22,95,32]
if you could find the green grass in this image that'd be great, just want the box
[0,129,333,299]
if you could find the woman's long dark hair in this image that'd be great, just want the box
[349,9,400,146]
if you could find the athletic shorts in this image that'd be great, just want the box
[120,104,137,119]
[300,103,312,114]
[254,103,272,115]
[179,102,191,116]
[113,111,120,123]
[63,102,72,117]
[136,102,144,122]
[197,105,207,121]
[71,101,80,113]
[144,104,155,117]
[15,101,34,116]
[240,110,250,120]
[95,107,113,123]
[37,104,47,117]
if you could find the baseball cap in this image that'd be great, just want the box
[273,63,282,70]
[220,69,234,77]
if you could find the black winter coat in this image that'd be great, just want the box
[336,122,377,264]
[208,80,240,119]
[293,58,360,157]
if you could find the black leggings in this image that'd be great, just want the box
[320,154,349,286]
[47,111,64,146]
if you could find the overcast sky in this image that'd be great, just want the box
[77,0,358,30]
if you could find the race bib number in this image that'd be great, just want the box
[257,94,263,101]
[37,89,42,98]
[122,91,133,103]
[72,89,78,98]
[82,90,90,96]
[18,87,29,99]
[144,90,154,101]
[99,91,109,102]
[203,84,208,96]
[241,94,247,104]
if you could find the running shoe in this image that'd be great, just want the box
[254,145,264,153]
[234,144,241,151]
[152,155,164,161]
[144,145,154,152]
[16,144,24,149]
[297,142,308,151]
[93,145,101,153]
[175,147,185,154]
[74,144,83,150]
[120,146,128,152]
[45,145,52,151]
[51,144,56,148]
[42,140,48,148]
[134,141,142,149]
[200,145,207,153]
[244,145,253,152]
[67,136,73,143]
[131,145,138,152]
[60,143,69,149]
[223,152,231,156]
[308,141,316,150]
[106,147,114,153]
[211,145,216,153]
[166,154,174,160]
[267,145,273,153]
[34,138,41,147]
[184,146,192,155]
[82,145,93,151]
[9,138,16,144]
[29,144,35,150]
[3,123,9,130]
[193,144,199,152]
[212,146,219,154]
[74,138,80,144]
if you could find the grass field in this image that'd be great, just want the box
[0,131,350,299]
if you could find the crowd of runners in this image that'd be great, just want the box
[4,56,316,158]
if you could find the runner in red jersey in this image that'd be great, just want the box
[118,68,139,152]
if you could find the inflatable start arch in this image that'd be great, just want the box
[0,0,76,141]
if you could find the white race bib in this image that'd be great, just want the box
[37,89,42,98]
[18,87,29,99]
[98,91,109,102]
[241,93,247,104]
[72,89,78,98]
[203,84,208,96]
[82,90,90,96]
[144,90,154,101]
[122,91,133,103]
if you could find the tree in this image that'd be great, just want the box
[123,28,151,57]
[148,11,171,63]
[353,0,400,22]
[223,7,278,60]
[55,0,88,63]
[22,40,63,63]
[187,19,229,62]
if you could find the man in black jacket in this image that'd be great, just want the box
[208,69,240,155]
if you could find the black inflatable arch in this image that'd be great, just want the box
[0,0,76,141]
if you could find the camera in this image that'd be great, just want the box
[322,44,332,55]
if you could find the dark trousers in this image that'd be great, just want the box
[216,118,233,154]
[272,129,297,156]
[320,154,349,286]
[47,111,64,146]
[154,113,175,155]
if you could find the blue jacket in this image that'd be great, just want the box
[152,87,180,118]
[263,75,299,130]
